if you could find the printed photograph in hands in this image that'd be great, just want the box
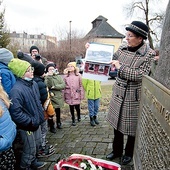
[83,43,114,82]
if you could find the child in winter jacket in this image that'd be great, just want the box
[82,79,101,126]
[32,61,55,157]
[45,63,65,131]
[0,84,16,170]
[63,62,84,126]
[8,59,46,169]
[0,48,16,95]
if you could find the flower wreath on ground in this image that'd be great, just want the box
[54,154,121,170]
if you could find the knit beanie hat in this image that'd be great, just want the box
[8,58,31,78]
[0,48,14,65]
[67,62,76,68]
[30,46,39,53]
[63,62,79,75]
[45,62,56,73]
[32,61,45,76]
[17,51,34,64]
[125,21,149,39]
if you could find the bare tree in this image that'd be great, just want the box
[124,0,166,49]
[40,26,88,72]
[52,26,87,58]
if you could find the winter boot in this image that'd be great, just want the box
[94,116,99,125]
[72,119,76,126]
[90,116,95,126]
[48,118,56,133]
[56,112,62,129]
[57,122,62,129]
[77,112,81,122]
[71,112,76,126]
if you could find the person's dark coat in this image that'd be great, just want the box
[33,76,47,105]
[9,78,45,131]
[107,43,155,136]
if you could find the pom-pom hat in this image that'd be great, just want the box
[125,21,149,39]
[8,58,31,78]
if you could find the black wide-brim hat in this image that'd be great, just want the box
[126,21,149,39]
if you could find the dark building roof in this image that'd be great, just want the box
[85,15,125,39]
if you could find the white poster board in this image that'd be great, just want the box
[82,43,114,81]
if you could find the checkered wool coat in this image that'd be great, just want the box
[107,43,155,136]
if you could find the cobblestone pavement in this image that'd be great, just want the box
[39,112,134,170]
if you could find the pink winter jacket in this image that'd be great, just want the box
[63,72,84,105]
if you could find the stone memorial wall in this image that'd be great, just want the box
[134,75,170,170]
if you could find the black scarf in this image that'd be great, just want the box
[128,42,144,52]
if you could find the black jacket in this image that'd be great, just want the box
[9,78,45,131]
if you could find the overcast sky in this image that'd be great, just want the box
[2,0,169,38]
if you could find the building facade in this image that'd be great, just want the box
[9,32,57,53]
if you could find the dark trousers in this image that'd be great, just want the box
[113,129,135,157]
[55,108,61,123]
[69,104,80,121]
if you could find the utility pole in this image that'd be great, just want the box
[69,21,72,52]
[23,31,25,51]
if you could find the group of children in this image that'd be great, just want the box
[0,45,102,169]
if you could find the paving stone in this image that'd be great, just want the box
[15,112,134,170]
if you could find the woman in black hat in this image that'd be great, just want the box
[106,21,156,165]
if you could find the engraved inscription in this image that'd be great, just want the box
[134,77,170,170]
[144,87,170,126]
[137,105,170,169]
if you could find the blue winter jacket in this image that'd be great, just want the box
[0,62,16,95]
[9,78,45,131]
[0,99,16,152]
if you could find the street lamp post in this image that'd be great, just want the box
[69,21,72,52]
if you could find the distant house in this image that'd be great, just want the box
[85,15,125,51]
[9,32,57,52]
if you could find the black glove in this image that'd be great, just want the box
[27,122,39,131]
